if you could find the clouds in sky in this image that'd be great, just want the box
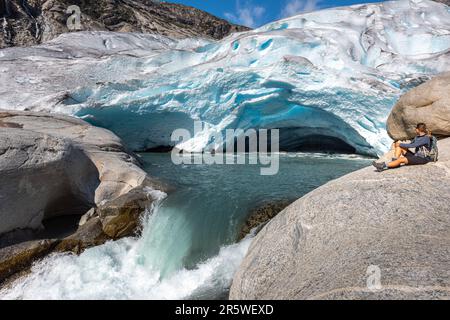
[224,0,324,28]
[224,1,266,28]
[280,0,323,18]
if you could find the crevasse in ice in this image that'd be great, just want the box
[0,0,449,155]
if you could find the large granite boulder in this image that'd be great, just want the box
[387,72,450,140]
[0,110,164,282]
[230,138,450,300]
[0,128,98,234]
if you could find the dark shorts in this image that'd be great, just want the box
[404,151,430,165]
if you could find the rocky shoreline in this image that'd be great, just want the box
[230,74,450,300]
[0,110,166,284]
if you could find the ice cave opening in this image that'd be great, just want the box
[225,128,359,154]
[277,129,357,154]
[75,102,377,156]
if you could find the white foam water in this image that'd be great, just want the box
[0,189,254,300]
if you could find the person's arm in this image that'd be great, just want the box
[400,136,428,149]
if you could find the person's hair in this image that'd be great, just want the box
[416,123,428,134]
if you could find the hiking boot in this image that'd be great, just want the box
[372,161,387,172]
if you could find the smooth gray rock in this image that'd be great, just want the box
[230,138,450,300]
[0,110,162,239]
[387,72,450,140]
[0,128,97,234]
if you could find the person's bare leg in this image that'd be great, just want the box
[373,145,408,171]
[393,142,408,159]
[388,157,408,168]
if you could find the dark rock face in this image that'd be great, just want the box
[96,187,156,239]
[434,0,450,6]
[238,200,293,241]
[0,0,249,48]
[0,240,59,284]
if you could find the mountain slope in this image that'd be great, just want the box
[0,0,249,48]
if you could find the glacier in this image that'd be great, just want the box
[0,0,450,155]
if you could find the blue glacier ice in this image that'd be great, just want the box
[0,0,449,155]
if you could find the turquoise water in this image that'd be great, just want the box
[0,153,371,300]
[137,153,371,295]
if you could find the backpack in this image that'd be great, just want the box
[428,135,439,162]
[420,135,439,162]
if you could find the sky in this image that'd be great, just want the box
[166,0,387,28]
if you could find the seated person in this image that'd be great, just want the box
[373,123,431,172]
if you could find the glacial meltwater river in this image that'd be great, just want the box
[0,153,371,300]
